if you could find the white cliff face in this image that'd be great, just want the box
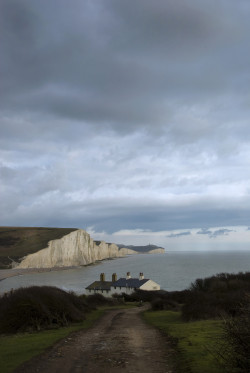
[119,247,165,255]
[18,229,124,269]
[118,247,139,256]
[148,248,165,254]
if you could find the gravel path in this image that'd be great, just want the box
[14,305,175,373]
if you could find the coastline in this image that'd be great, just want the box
[0,251,164,283]
[0,266,79,282]
[0,257,124,282]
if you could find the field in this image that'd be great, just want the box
[143,310,224,373]
[0,227,78,268]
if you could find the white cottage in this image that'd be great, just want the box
[85,272,160,297]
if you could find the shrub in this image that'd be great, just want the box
[182,272,250,321]
[85,293,119,308]
[216,296,250,372]
[151,297,180,311]
[0,286,88,333]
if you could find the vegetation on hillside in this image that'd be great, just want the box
[0,286,118,334]
[0,227,78,268]
[216,298,250,373]
[182,272,250,321]
[123,271,250,320]
[121,271,250,373]
[0,309,104,373]
[1,272,250,372]
[0,287,129,373]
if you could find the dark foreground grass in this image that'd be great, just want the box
[0,309,104,373]
[143,310,224,373]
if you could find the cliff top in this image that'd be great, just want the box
[0,227,78,268]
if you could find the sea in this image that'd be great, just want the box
[1,250,250,295]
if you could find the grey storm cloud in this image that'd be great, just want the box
[197,228,213,236]
[1,0,250,131]
[197,228,234,239]
[209,229,234,238]
[1,0,250,241]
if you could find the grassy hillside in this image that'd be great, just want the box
[0,227,78,269]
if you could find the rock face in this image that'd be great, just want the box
[118,247,139,256]
[148,248,165,254]
[18,229,124,269]
[17,229,165,269]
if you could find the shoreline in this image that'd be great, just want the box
[0,257,124,282]
[0,266,79,282]
[0,252,163,283]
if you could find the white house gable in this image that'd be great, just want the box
[139,279,160,291]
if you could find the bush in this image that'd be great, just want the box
[216,296,250,372]
[85,293,120,308]
[182,272,250,321]
[0,286,88,333]
[151,297,180,311]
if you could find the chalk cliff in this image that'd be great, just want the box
[18,229,124,268]
[118,247,139,256]
[17,229,165,269]
[148,248,165,254]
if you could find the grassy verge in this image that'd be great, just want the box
[0,309,104,373]
[143,310,224,373]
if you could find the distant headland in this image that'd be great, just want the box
[0,227,165,269]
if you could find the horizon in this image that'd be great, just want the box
[1,224,250,252]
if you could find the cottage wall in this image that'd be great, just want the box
[86,289,111,296]
[86,286,136,297]
[139,279,160,291]
[109,285,135,296]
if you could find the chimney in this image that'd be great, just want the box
[126,272,131,279]
[139,272,144,280]
[100,273,105,282]
[112,273,117,282]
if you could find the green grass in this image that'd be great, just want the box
[0,309,104,373]
[143,310,224,373]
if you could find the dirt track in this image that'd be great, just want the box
[15,305,174,373]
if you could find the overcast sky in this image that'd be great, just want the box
[1,0,250,250]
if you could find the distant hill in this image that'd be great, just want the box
[117,244,165,253]
[0,227,78,268]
